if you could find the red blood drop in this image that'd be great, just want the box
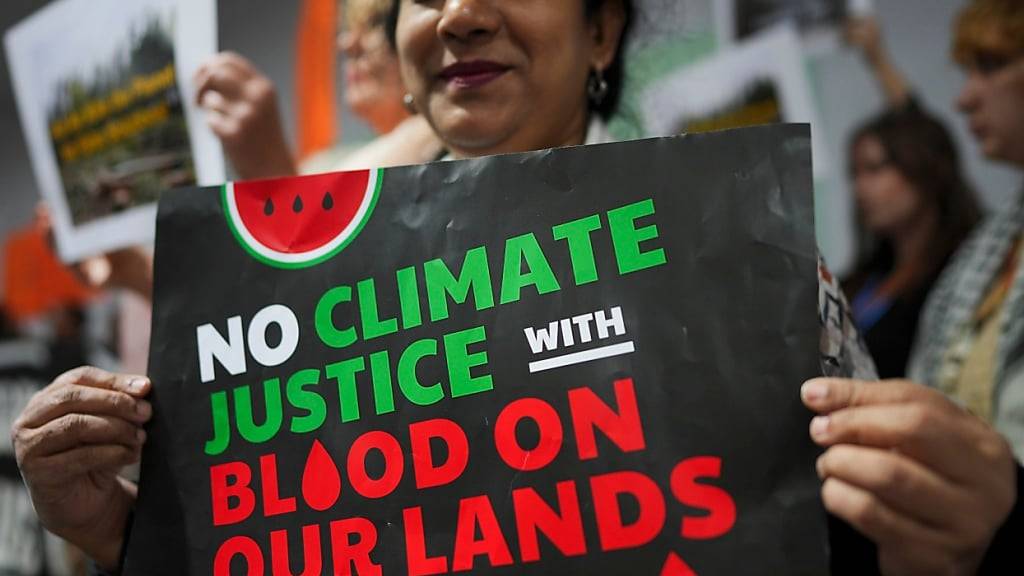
[301,440,342,511]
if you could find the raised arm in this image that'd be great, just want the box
[845,17,912,108]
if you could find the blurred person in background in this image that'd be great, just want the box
[11,1,1024,575]
[810,1,1024,574]
[0,305,52,576]
[904,0,1024,458]
[1,305,85,576]
[193,0,441,180]
[842,16,982,378]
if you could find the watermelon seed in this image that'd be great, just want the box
[293,195,303,213]
[264,198,274,216]
[322,191,334,210]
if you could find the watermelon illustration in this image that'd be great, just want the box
[221,169,382,269]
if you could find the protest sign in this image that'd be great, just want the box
[4,0,223,263]
[714,0,874,54]
[125,124,828,575]
[640,25,831,180]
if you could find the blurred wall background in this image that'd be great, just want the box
[0,0,1021,293]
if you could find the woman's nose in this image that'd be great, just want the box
[338,31,358,56]
[437,0,501,45]
[957,73,982,113]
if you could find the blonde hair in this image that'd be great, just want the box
[343,0,391,31]
[953,0,1024,66]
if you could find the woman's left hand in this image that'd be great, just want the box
[802,377,1017,575]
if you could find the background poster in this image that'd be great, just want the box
[4,0,223,263]
[126,125,828,575]
[714,0,873,54]
[640,26,831,179]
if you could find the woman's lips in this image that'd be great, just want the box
[439,60,510,89]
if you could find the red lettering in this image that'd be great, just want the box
[512,481,586,562]
[452,495,514,571]
[329,517,382,576]
[213,535,263,576]
[590,471,665,551]
[270,525,321,576]
[403,507,449,575]
[670,456,736,540]
[569,378,645,460]
[210,461,255,526]
[409,418,469,489]
[348,431,404,499]
[494,398,562,471]
[261,454,297,517]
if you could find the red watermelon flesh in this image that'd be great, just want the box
[233,170,371,255]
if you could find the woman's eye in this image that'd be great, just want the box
[974,52,1011,75]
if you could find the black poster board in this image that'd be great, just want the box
[126,124,827,575]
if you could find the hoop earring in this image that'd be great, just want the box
[587,68,609,107]
[403,93,417,114]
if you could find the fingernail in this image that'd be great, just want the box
[815,456,826,479]
[802,380,828,403]
[810,416,830,439]
[136,400,152,418]
[129,378,149,392]
[136,428,147,443]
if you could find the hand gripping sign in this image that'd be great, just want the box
[125,124,827,575]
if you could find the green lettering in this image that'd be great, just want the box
[552,214,602,285]
[396,266,423,330]
[315,286,357,348]
[444,326,492,398]
[424,246,494,322]
[608,199,667,274]
[398,339,442,406]
[235,379,283,445]
[326,357,366,423]
[500,233,560,304]
[358,278,398,340]
[286,369,326,434]
[369,350,396,415]
[204,391,230,456]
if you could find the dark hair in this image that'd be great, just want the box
[847,102,981,291]
[385,0,634,119]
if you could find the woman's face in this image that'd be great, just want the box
[395,0,624,158]
[957,55,1024,167]
[851,136,926,236]
[339,15,408,133]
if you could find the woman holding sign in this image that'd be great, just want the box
[384,2,1018,571]
[10,0,1021,574]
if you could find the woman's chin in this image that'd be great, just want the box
[434,117,518,156]
[346,93,376,120]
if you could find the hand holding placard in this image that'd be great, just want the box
[10,367,152,571]
[803,377,1016,575]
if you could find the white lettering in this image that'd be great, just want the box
[197,316,246,384]
[247,304,299,368]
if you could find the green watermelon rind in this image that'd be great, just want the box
[220,169,383,270]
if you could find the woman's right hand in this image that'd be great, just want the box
[10,367,153,571]
[844,16,886,65]
[76,245,154,301]
[844,16,911,107]
[193,51,297,180]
